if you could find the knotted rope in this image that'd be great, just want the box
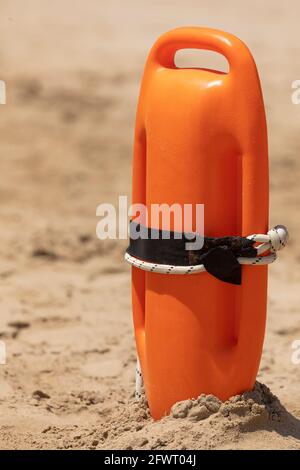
[125,225,288,275]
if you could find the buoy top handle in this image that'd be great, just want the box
[147,27,256,75]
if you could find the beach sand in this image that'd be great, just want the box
[0,0,299,449]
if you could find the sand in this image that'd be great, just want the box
[99,382,300,450]
[0,0,300,450]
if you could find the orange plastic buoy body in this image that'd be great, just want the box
[131,27,269,420]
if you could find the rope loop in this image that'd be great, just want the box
[125,225,289,276]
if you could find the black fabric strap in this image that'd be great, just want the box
[126,221,257,285]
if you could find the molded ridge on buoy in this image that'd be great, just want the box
[131,27,269,420]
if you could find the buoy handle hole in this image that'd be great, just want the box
[174,49,229,74]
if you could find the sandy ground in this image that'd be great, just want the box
[0,0,299,450]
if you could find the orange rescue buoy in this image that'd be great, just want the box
[130,27,269,420]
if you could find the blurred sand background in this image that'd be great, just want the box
[0,0,299,449]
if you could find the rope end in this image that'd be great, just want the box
[268,225,289,252]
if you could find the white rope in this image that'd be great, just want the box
[135,357,143,400]
[125,225,288,275]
